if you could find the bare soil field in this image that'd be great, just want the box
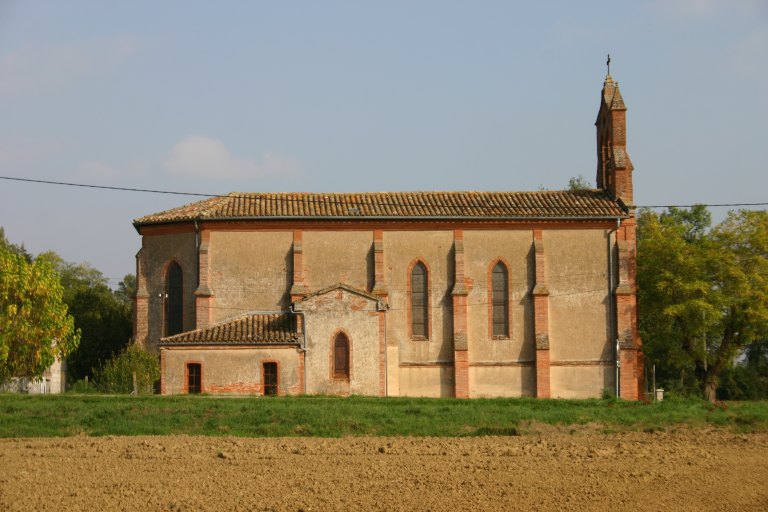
[1,429,766,511]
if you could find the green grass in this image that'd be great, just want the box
[0,394,766,438]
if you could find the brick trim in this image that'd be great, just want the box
[407,258,431,340]
[328,328,353,382]
[296,349,306,395]
[183,359,204,394]
[138,219,627,237]
[261,359,281,396]
[290,229,306,301]
[532,229,551,398]
[486,257,512,339]
[372,229,388,297]
[454,350,469,398]
[160,349,166,395]
[162,258,185,338]
[378,310,386,396]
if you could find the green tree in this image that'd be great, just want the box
[567,175,591,191]
[0,244,80,381]
[0,227,32,262]
[638,207,768,401]
[114,274,137,306]
[36,252,133,382]
[94,344,160,395]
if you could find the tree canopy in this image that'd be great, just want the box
[36,252,133,382]
[637,207,768,401]
[0,242,80,381]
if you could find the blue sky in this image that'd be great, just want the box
[1,0,766,284]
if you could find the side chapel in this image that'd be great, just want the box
[132,73,642,399]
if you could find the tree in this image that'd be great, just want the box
[568,175,591,191]
[0,227,32,262]
[36,252,133,382]
[94,345,160,395]
[114,274,137,306]
[637,207,768,401]
[0,244,80,381]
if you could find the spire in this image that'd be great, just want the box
[595,61,633,204]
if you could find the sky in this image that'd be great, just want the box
[0,0,766,286]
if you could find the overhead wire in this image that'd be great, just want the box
[1,175,766,210]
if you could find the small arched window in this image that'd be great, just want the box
[491,262,509,337]
[333,333,350,379]
[165,261,183,336]
[411,262,428,338]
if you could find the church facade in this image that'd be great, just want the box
[133,74,642,399]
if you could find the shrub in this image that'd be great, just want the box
[93,345,160,395]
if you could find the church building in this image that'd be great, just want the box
[132,73,642,399]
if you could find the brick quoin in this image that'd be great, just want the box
[452,229,470,398]
[378,310,387,396]
[454,350,469,398]
[532,229,551,398]
[535,349,551,398]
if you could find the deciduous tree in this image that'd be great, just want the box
[0,244,80,381]
[638,207,768,401]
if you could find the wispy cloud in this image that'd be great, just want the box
[0,36,140,98]
[165,135,299,180]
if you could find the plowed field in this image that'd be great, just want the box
[2,430,766,511]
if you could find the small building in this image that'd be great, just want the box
[1,358,66,394]
[133,73,642,399]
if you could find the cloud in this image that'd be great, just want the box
[0,36,140,98]
[165,135,299,179]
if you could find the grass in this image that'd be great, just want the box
[0,394,766,438]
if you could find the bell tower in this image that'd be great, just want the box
[595,57,634,205]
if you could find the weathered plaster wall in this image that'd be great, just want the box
[299,288,381,396]
[545,229,611,360]
[468,366,535,398]
[463,230,535,362]
[303,231,372,292]
[550,366,614,399]
[398,366,455,397]
[143,232,197,351]
[384,230,454,397]
[545,229,613,397]
[209,231,293,321]
[162,346,299,395]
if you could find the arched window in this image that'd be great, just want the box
[165,261,183,336]
[333,333,350,379]
[411,262,428,338]
[491,262,509,337]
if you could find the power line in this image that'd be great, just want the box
[1,175,767,210]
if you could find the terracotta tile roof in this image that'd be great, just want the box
[159,313,298,346]
[134,190,627,225]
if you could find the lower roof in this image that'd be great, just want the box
[159,313,298,346]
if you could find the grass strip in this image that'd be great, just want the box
[0,394,766,438]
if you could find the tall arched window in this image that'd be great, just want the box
[333,333,350,379]
[491,262,509,337]
[411,262,428,338]
[165,261,183,336]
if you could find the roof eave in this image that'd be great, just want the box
[158,340,301,347]
[135,213,630,228]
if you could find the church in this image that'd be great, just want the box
[132,73,642,399]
